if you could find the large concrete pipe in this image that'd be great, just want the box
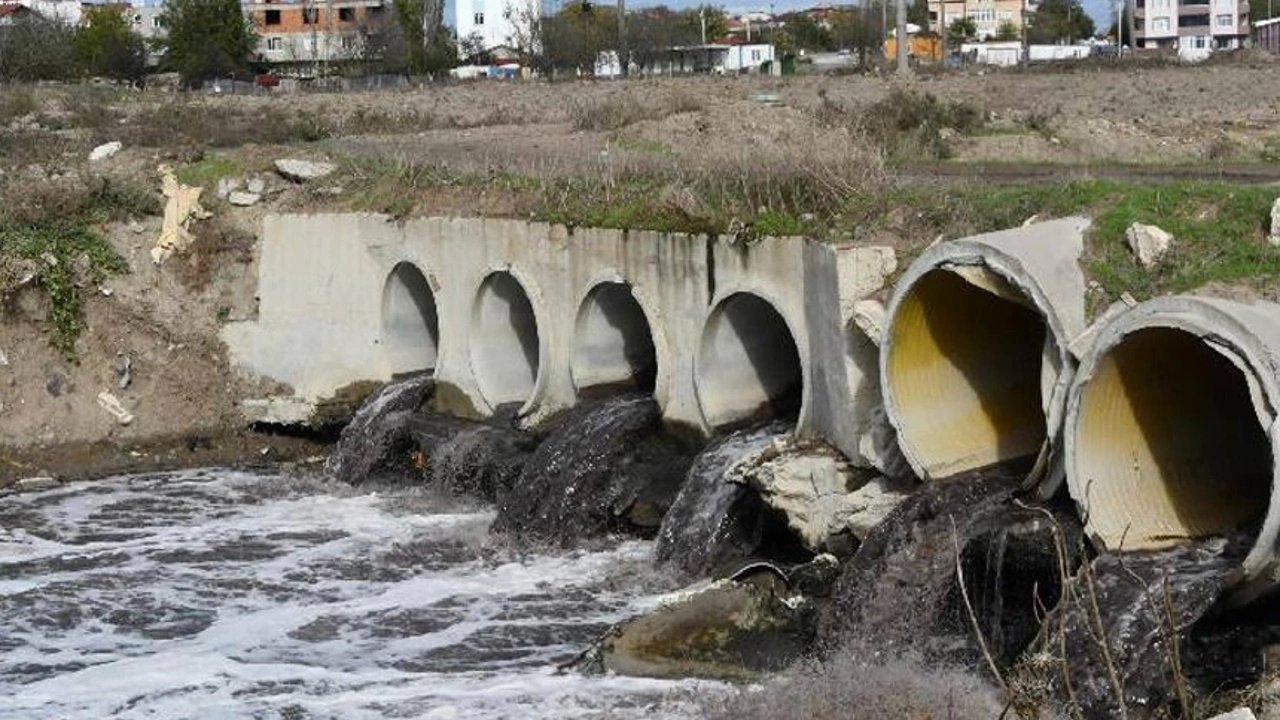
[571,281,658,398]
[1066,296,1280,602]
[469,270,541,410]
[696,292,803,429]
[881,217,1090,483]
[381,262,440,375]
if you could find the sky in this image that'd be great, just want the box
[443,0,1116,39]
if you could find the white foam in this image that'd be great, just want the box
[0,469,725,719]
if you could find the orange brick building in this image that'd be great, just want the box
[245,0,387,67]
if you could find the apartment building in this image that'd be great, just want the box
[246,0,386,66]
[454,0,538,52]
[927,0,1032,39]
[1135,0,1250,50]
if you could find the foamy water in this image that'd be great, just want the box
[0,469,724,718]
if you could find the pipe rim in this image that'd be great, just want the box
[569,277,663,398]
[1065,295,1280,599]
[380,260,441,376]
[881,240,1074,483]
[467,266,547,417]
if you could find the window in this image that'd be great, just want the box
[152,16,162,27]
[750,49,761,61]
[264,9,281,24]
[1216,13,1232,24]
[341,34,356,49]
[1182,12,1210,24]
[338,7,354,21]
[1188,33,1208,46]
[474,11,484,24]
[267,37,282,50]
[302,7,318,23]
[1153,16,1169,30]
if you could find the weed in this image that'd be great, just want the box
[569,91,705,132]
[118,100,334,148]
[0,86,38,123]
[857,88,986,161]
[1261,136,1280,163]
[176,154,248,189]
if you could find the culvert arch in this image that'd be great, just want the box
[381,261,440,375]
[881,218,1090,483]
[695,291,804,430]
[571,280,658,398]
[1065,295,1280,603]
[469,269,542,412]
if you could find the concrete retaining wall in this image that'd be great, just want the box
[222,214,896,464]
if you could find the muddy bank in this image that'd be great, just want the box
[0,429,330,487]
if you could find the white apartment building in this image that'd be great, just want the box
[1135,0,1250,51]
[454,0,538,52]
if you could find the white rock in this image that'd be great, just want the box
[215,177,240,199]
[88,141,122,162]
[852,299,886,346]
[246,176,266,195]
[15,476,60,492]
[96,390,134,425]
[227,191,261,207]
[1209,709,1256,720]
[1125,222,1174,268]
[0,349,7,367]
[1269,197,1280,247]
[274,158,336,182]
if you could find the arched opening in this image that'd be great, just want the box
[381,262,439,375]
[1071,327,1271,548]
[571,282,657,399]
[696,293,802,430]
[470,271,540,410]
[886,268,1048,480]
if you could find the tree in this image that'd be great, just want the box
[946,16,977,45]
[908,0,930,29]
[389,0,455,73]
[829,7,883,64]
[0,14,78,81]
[782,12,833,51]
[75,6,147,82]
[158,0,257,86]
[995,19,1019,40]
[539,2,617,74]
[685,4,728,42]
[1027,0,1094,43]
[1107,3,1134,45]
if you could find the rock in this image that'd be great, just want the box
[274,158,336,182]
[15,476,60,492]
[581,575,816,680]
[851,299,885,345]
[246,176,266,195]
[1269,197,1280,247]
[215,177,240,199]
[789,553,841,597]
[728,437,914,553]
[45,371,65,397]
[88,141,122,162]
[1125,222,1174,268]
[0,349,7,367]
[227,191,261,207]
[313,185,345,196]
[1210,710,1257,720]
[96,390,134,425]
[116,354,132,390]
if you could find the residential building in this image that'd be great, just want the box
[927,0,1033,39]
[1257,16,1280,52]
[245,0,386,68]
[0,3,34,25]
[455,0,538,52]
[0,0,82,24]
[1134,0,1250,50]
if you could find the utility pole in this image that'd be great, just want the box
[896,0,909,75]
[617,0,628,76]
[700,7,707,44]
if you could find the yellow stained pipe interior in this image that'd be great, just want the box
[888,268,1047,479]
[1073,327,1270,548]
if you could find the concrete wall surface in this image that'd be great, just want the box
[222,214,897,463]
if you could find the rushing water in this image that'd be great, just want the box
[0,469,724,719]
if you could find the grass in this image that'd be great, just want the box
[569,91,705,132]
[0,177,159,360]
[175,153,251,190]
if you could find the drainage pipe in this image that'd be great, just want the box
[1065,295,1280,603]
[880,217,1090,484]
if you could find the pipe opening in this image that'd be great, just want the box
[1072,327,1271,548]
[696,292,802,430]
[470,271,540,410]
[381,262,439,374]
[571,282,657,399]
[887,268,1048,479]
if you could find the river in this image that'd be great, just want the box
[0,468,725,718]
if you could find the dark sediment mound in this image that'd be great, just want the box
[820,466,1082,669]
[491,393,695,542]
[1028,535,1271,718]
[655,421,810,579]
[327,376,537,500]
[325,374,436,485]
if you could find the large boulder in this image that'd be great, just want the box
[1126,222,1174,268]
[580,569,816,680]
[727,437,916,554]
[275,158,337,182]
